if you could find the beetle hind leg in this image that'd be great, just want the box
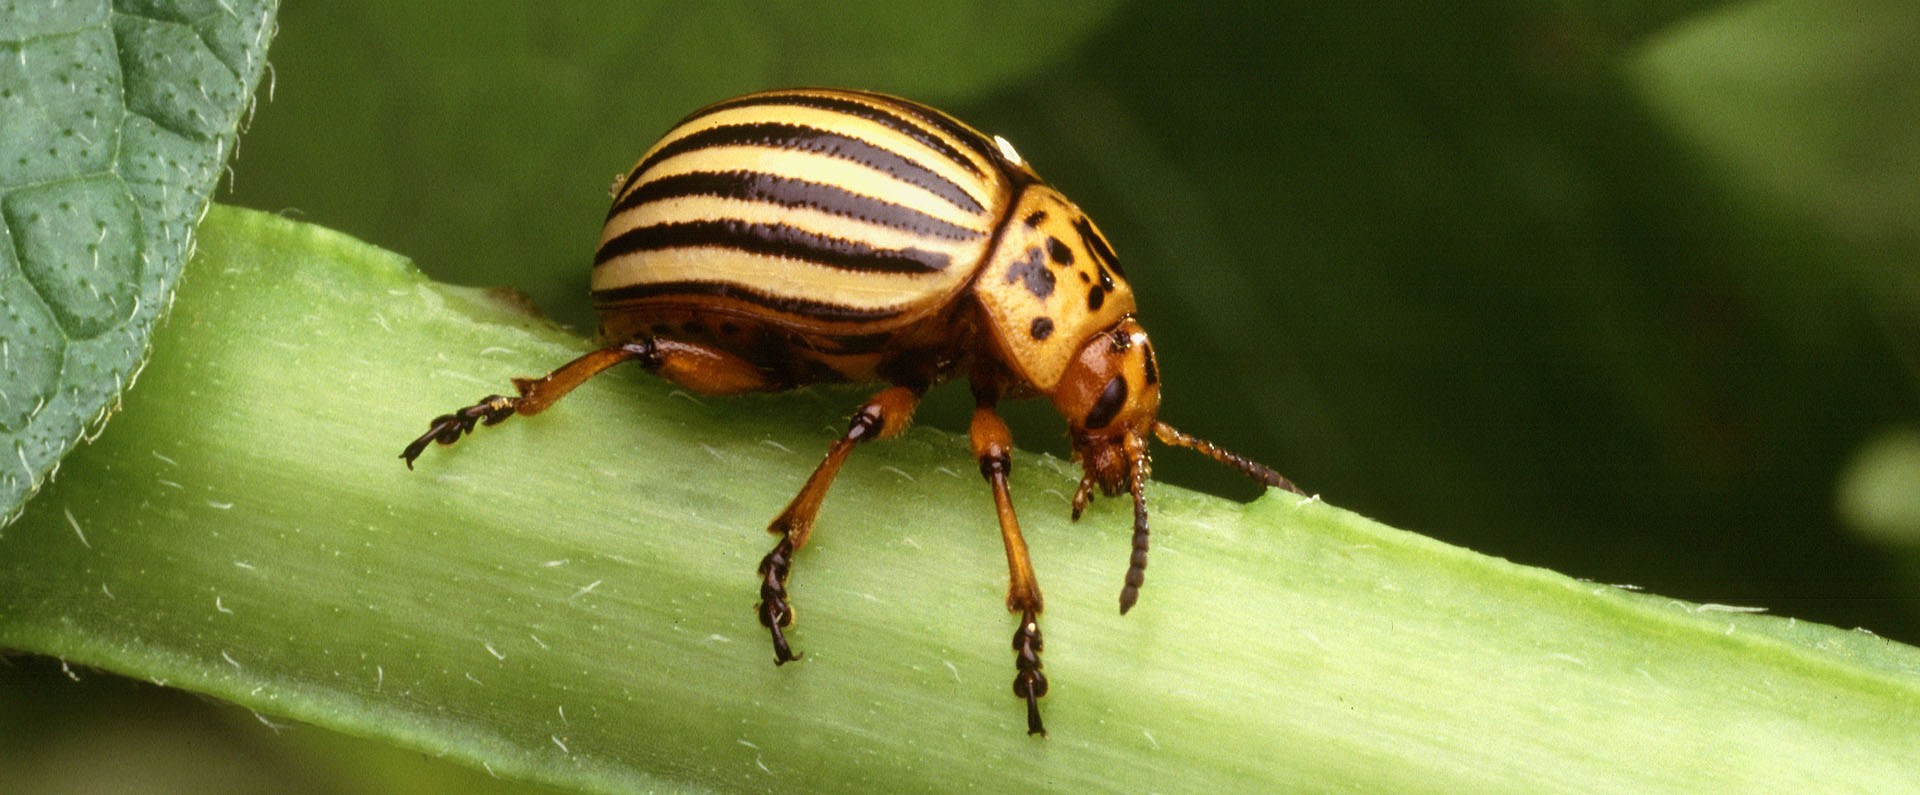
[401,338,782,468]
[755,385,921,665]
[400,344,649,467]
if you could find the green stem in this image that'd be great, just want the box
[3,206,1917,792]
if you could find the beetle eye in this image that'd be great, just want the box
[1085,375,1129,429]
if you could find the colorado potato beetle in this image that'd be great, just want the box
[402,88,1302,736]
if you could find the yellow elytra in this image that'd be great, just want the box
[403,88,1302,736]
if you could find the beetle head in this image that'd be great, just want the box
[1052,316,1161,498]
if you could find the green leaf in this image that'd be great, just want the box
[0,0,277,522]
[3,205,1917,791]
[1629,0,1920,238]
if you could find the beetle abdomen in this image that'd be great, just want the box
[593,89,1020,342]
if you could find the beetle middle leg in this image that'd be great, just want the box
[757,385,921,665]
[401,337,778,467]
[970,402,1049,736]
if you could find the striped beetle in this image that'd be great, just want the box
[402,88,1302,736]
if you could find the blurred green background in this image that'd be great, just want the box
[11,0,1920,790]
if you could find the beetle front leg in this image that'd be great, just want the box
[970,403,1049,736]
[757,385,921,664]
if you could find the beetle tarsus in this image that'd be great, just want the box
[1012,607,1048,736]
[399,394,518,468]
[756,537,803,664]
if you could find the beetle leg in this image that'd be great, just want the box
[402,344,642,467]
[970,404,1048,736]
[757,385,920,665]
[402,338,781,468]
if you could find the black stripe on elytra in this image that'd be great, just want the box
[592,280,905,323]
[595,218,951,273]
[840,88,1004,175]
[611,170,983,242]
[1072,216,1124,278]
[686,92,986,180]
[617,122,986,216]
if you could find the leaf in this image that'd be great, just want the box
[0,0,277,523]
[3,205,1917,791]
[1629,0,1920,243]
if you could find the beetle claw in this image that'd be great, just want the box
[756,537,803,664]
[1012,608,1048,736]
[399,395,518,468]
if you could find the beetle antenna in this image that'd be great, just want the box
[1152,421,1305,495]
[1119,462,1150,614]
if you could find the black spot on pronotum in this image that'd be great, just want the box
[1030,316,1054,340]
[1005,247,1055,299]
[1045,236,1074,266]
[1072,216,1124,277]
[1085,375,1128,429]
[1141,342,1158,385]
[1086,285,1106,311]
[1024,210,1047,228]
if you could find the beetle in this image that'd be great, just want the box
[401,88,1302,736]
